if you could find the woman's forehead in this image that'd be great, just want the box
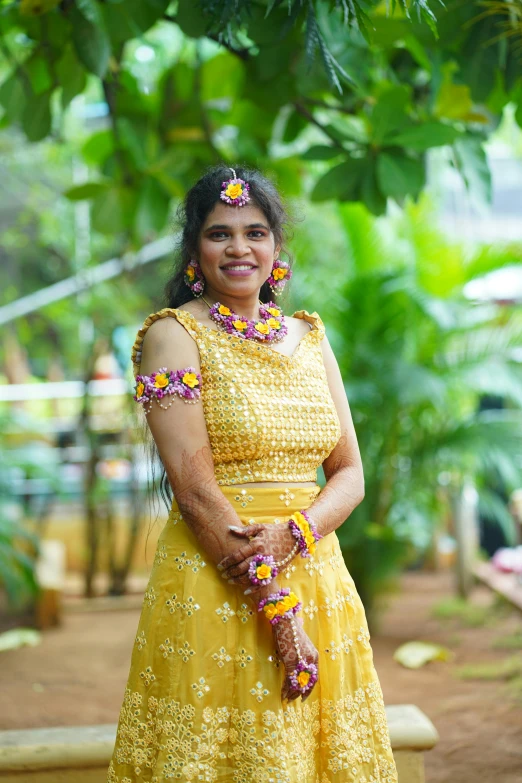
[202,202,269,230]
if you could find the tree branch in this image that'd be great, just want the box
[293,100,347,151]
[102,76,133,187]
[162,14,251,60]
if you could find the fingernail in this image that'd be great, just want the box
[244,588,252,595]
[228,579,234,584]
[229,525,241,531]
[221,573,228,579]
[217,564,224,571]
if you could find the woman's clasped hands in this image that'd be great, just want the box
[217,521,320,703]
[217,521,297,594]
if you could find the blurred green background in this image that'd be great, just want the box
[1,0,522,622]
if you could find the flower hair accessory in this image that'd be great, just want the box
[134,367,202,414]
[220,168,250,207]
[288,510,322,557]
[267,259,292,295]
[258,588,301,625]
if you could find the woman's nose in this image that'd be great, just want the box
[226,236,251,256]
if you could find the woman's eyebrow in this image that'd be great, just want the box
[204,223,270,231]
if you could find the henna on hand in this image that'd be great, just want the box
[217,523,298,589]
[273,617,319,703]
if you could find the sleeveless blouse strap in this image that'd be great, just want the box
[291,310,326,340]
[130,307,200,378]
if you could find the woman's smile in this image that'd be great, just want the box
[220,262,259,276]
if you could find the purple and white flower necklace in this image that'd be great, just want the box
[201,296,287,343]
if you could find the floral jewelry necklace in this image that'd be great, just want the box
[201,296,287,343]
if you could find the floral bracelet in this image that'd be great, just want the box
[257,588,301,625]
[134,366,202,414]
[288,616,319,695]
[258,590,318,695]
[288,509,322,558]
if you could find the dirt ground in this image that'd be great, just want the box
[1,570,522,783]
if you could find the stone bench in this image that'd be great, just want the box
[0,705,438,783]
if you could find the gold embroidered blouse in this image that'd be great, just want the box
[131,307,341,485]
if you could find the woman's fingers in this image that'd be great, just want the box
[217,542,258,572]
[217,526,265,571]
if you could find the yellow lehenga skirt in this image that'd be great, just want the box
[107,485,398,783]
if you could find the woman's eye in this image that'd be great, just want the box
[248,231,266,238]
[209,232,228,239]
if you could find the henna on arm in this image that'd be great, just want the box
[304,334,365,538]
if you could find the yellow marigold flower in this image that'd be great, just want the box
[275,600,288,615]
[186,266,195,281]
[272,267,287,281]
[267,307,280,316]
[297,671,311,688]
[255,322,270,335]
[136,381,145,398]
[232,319,247,331]
[264,604,278,621]
[225,182,243,199]
[154,373,169,389]
[218,304,232,316]
[288,593,299,608]
[266,318,281,329]
[256,563,272,580]
[182,372,199,389]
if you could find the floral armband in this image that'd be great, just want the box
[134,367,202,413]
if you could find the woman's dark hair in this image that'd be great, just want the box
[164,163,293,308]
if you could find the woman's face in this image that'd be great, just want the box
[197,202,279,300]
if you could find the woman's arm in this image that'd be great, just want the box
[307,333,365,537]
[139,317,261,566]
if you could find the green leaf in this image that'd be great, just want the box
[0,73,26,123]
[71,6,110,78]
[201,52,245,102]
[56,46,87,108]
[302,145,341,161]
[371,84,412,145]
[376,152,425,202]
[311,158,366,202]
[282,110,307,144]
[453,135,492,206]
[82,130,114,165]
[20,0,60,15]
[135,177,170,236]
[91,187,136,234]
[76,0,103,25]
[25,55,53,95]
[385,122,461,151]
[360,159,387,216]
[176,0,208,37]
[64,182,109,200]
[22,91,51,141]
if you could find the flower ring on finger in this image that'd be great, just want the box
[288,661,318,695]
[248,554,279,586]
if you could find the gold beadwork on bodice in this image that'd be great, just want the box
[131,307,341,486]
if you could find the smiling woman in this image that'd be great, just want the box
[107,165,398,783]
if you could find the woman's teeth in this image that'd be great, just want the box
[224,265,254,270]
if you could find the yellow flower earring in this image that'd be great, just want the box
[184,259,205,297]
[267,259,292,295]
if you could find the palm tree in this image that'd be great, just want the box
[303,196,522,615]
